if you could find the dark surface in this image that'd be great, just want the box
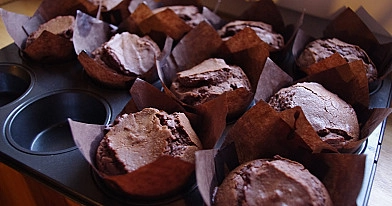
[0,7,391,206]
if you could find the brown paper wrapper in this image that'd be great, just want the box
[301,53,347,75]
[69,78,227,198]
[73,10,139,89]
[25,30,77,63]
[291,8,392,90]
[134,3,192,42]
[1,0,130,62]
[223,100,337,164]
[157,21,270,121]
[255,51,391,153]
[306,153,366,206]
[215,0,304,67]
[238,0,303,45]
[196,97,368,205]
[296,58,392,152]
[78,51,135,88]
[125,78,228,149]
[254,57,293,102]
[74,9,166,89]
[196,146,366,206]
[255,53,392,153]
[68,119,195,198]
[0,7,77,63]
[119,0,211,47]
[301,58,370,108]
[73,10,115,56]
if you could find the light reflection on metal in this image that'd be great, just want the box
[213,0,222,13]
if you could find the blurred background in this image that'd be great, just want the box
[203,0,392,37]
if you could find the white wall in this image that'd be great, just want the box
[274,0,392,35]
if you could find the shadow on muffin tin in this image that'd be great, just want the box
[17,48,79,68]
[0,63,32,107]
[91,168,202,206]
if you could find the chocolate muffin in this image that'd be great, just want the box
[96,108,202,175]
[92,32,161,81]
[268,82,360,150]
[214,156,332,206]
[170,58,252,118]
[153,5,207,28]
[296,38,377,83]
[218,20,284,51]
[25,15,75,48]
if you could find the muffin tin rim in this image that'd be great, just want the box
[3,88,113,156]
[0,62,35,108]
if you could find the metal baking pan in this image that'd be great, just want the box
[0,6,391,206]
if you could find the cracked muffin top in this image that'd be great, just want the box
[96,108,202,175]
[268,82,359,150]
[214,156,333,206]
[296,38,377,83]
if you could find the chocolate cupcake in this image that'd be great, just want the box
[268,82,360,151]
[96,107,202,176]
[170,58,252,118]
[23,15,76,62]
[296,38,377,83]
[218,20,284,51]
[25,15,75,48]
[91,32,161,82]
[214,156,333,206]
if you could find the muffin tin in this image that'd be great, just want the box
[0,6,391,206]
[5,89,110,154]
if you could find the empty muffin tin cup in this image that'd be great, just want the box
[0,63,32,107]
[5,90,111,155]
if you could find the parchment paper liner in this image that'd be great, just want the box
[257,53,392,153]
[290,7,392,90]
[0,0,128,63]
[0,8,76,63]
[157,21,270,121]
[69,77,228,199]
[196,86,371,204]
[74,1,220,89]
[74,9,165,89]
[118,0,223,49]
[74,1,214,89]
[196,144,366,206]
[122,2,191,45]
[214,0,304,64]
[127,0,224,29]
